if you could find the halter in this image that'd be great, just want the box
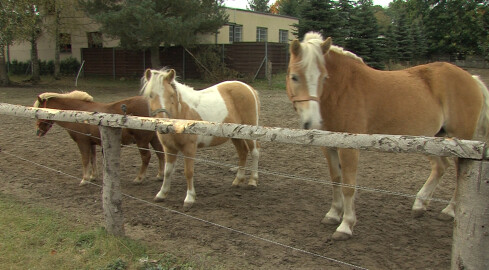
[151,108,172,118]
[286,84,320,104]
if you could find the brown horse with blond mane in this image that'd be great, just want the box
[286,32,489,240]
[34,90,165,186]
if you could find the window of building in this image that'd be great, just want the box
[256,27,268,42]
[59,33,72,53]
[87,32,103,48]
[279,29,289,43]
[229,25,242,43]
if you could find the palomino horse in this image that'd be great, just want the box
[33,90,165,185]
[286,32,489,240]
[141,68,260,209]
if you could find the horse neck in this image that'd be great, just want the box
[325,51,367,90]
[166,81,197,119]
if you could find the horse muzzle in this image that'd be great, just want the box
[36,129,46,137]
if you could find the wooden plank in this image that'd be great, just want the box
[1,103,487,160]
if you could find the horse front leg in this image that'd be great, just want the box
[154,146,178,202]
[77,141,93,186]
[412,156,449,217]
[321,147,343,225]
[332,148,359,241]
[182,144,197,211]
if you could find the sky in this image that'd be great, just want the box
[223,0,393,9]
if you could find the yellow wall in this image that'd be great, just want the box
[7,8,298,63]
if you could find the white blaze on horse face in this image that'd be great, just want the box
[296,67,323,130]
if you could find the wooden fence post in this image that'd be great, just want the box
[451,159,489,270]
[99,126,125,236]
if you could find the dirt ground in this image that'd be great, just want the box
[1,68,488,269]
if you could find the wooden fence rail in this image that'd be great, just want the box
[0,102,487,270]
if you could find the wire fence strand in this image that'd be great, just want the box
[0,148,368,270]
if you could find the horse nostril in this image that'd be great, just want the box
[303,122,311,130]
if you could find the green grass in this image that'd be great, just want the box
[0,193,208,270]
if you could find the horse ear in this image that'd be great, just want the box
[290,39,301,56]
[144,68,152,81]
[167,69,176,81]
[321,37,332,54]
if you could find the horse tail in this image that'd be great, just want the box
[237,81,260,126]
[473,75,489,143]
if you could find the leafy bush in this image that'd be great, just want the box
[8,57,80,76]
[194,45,239,82]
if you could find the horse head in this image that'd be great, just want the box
[33,96,54,137]
[142,68,179,118]
[286,32,331,130]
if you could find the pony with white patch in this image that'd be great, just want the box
[141,68,261,209]
[286,32,489,240]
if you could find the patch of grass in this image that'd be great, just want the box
[0,193,212,270]
[249,72,287,91]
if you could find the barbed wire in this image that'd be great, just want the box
[35,121,452,204]
[0,148,368,270]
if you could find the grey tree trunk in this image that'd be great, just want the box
[99,126,125,236]
[30,38,40,84]
[0,45,9,86]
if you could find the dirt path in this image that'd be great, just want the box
[1,68,488,269]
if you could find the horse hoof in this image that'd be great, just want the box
[332,231,352,241]
[79,180,90,186]
[183,202,193,211]
[132,180,143,185]
[436,213,454,221]
[412,209,425,218]
[246,184,257,190]
[154,196,165,203]
[321,217,341,225]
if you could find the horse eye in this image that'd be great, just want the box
[291,75,298,82]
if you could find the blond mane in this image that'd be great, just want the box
[33,90,93,107]
[300,32,364,67]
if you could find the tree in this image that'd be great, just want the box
[0,0,37,86]
[276,0,302,17]
[346,0,385,69]
[79,0,228,68]
[248,0,270,12]
[294,0,341,39]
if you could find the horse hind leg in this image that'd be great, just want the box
[438,158,458,220]
[89,144,97,181]
[150,135,165,181]
[246,140,259,187]
[133,142,151,184]
[412,156,450,217]
[230,139,258,188]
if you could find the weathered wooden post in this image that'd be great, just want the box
[99,126,125,236]
[451,159,489,270]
